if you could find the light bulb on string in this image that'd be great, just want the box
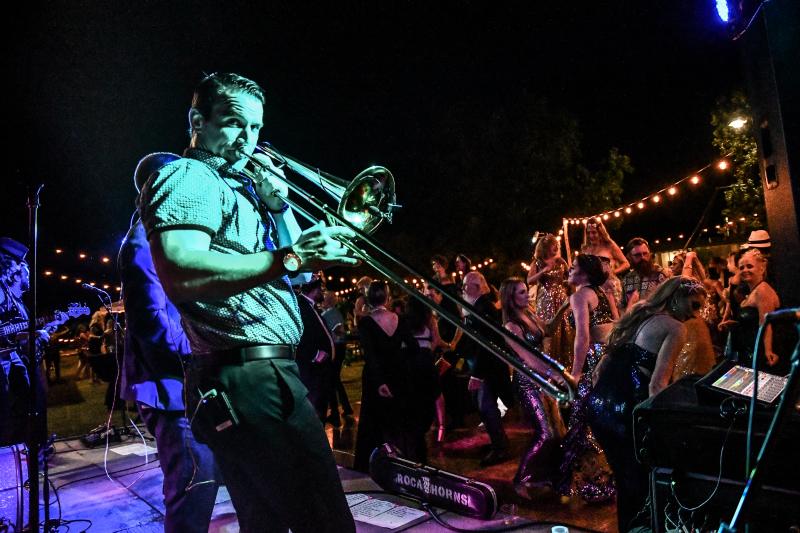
[668,186,677,196]
[690,175,701,185]
[625,207,632,214]
[637,202,645,210]
[717,160,729,170]
[652,195,661,203]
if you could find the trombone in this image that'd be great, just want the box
[242,143,576,403]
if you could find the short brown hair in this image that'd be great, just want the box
[191,72,265,123]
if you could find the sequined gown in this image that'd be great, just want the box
[588,342,657,531]
[534,259,574,368]
[557,287,615,503]
[672,317,715,381]
[508,317,566,489]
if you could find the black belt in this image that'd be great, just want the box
[194,344,296,367]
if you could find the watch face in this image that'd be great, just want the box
[284,253,301,272]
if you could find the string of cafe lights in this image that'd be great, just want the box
[326,258,496,297]
[563,156,732,226]
[39,247,120,291]
[649,213,760,246]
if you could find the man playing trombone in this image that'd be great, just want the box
[138,72,357,533]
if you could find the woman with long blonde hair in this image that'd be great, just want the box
[526,234,573,367]
[588,277,707,531]
[581,219,627,308]
[499,277,569,498]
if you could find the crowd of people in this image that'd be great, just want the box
[314,219,787,532]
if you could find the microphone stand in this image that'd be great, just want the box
[85,287,124,428]
[25,184,44,533]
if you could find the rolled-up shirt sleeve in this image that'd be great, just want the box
[139,159,223,239]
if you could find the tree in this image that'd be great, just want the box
[403,91,630,265]
[710,90,765,233]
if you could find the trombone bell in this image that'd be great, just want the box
[338,166,396,234]
[249,145,397,235]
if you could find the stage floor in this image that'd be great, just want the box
[2,435,606,532]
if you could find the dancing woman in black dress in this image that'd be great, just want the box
[353,281,418,471]
[588,277,707,532]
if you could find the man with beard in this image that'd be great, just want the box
[0,238,50,445]
[620,237,668,311]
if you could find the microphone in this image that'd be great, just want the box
[764,307,800,324]
[81,283,110,296]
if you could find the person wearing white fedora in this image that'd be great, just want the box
[744,229,771,253]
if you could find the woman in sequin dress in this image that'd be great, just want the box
[668,251,716,379]
[499,277,571,499]
[557,254,616,503]
[588,277,707,531]
[581,219,628,310]
[527,234,573,369]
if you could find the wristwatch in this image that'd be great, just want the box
[282,248,302,273]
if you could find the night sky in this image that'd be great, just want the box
[5,1,745,303]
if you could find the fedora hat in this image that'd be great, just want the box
[744,229,771,249]
[0,237,28,261]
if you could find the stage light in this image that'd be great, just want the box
[716,0,730,22]
[690,175,701,185]
[668,186,677,196]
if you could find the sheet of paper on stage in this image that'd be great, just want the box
[350,497,426,528]
[110,443,158,456]
[346,493,370,507]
